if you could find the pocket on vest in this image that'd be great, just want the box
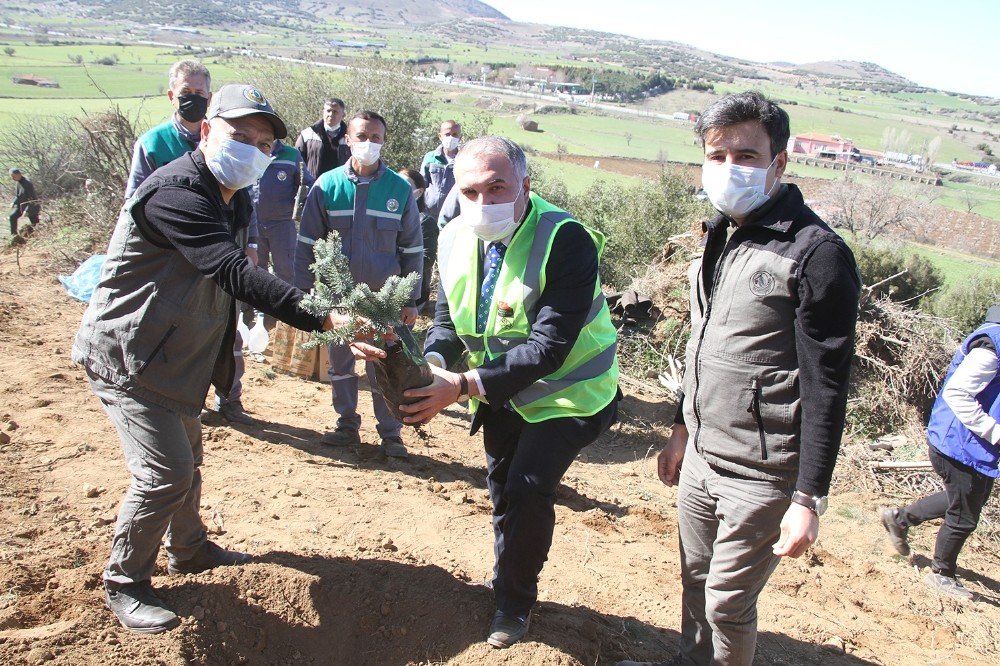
[375,217,402,254]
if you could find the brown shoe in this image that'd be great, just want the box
[879,507,910,556]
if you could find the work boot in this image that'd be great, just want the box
[486,611,530,648]
[879,507,910,556]
[105,581,180,634]
[924,572,974,601]
[168,541,252,575]
[218,400,253,425]
[321,428,362,447]
[380,436,409,459]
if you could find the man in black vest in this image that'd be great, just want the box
[73,84,375,635]
[623,92,860,666]
[294,97,351,178]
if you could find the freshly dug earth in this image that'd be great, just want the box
[1,246,998,665]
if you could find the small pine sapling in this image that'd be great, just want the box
[299,232,432,422]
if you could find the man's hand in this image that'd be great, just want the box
[350,341,386,361]
[398,364,462,425]
[246,247,259,266]
[772,501,819,558]
[400,305,418,326]
[657,424,688,486]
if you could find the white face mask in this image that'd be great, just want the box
[461,187,524,242]
[442,135,460,152]
[701,155,778,218]
[206,138,271,190]
[351,140,382,167]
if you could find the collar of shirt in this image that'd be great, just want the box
[344,159,386,184]
[172,114,201,143]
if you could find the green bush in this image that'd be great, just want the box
[570,170,708,289]
[934,275,1000,336]
[850,242,943,307]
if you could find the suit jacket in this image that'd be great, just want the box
[424,202,602,431]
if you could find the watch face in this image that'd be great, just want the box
[815,496,828,516]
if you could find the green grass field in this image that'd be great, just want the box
[905,243,1000,286]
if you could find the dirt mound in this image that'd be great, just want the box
[0,244,998,665]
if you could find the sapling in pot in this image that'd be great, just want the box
[298,233,432,422]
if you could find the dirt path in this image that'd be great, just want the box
[0,246,997,665]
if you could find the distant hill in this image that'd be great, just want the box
[12,2,969,98]
[64,0,508,28]
[311,0,509,24]
[791,60,919,87]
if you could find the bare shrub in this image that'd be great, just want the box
[826,175,926,241]
[848,296,957,439]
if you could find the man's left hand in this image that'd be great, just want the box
[398,365,462,424]
[772,501,819,558]
[400,306,418,326]
[246,247,259,266]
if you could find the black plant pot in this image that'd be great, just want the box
[372,324,434,423]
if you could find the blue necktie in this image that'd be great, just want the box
[478,242,507,333]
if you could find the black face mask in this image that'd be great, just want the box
[177,93,209,123]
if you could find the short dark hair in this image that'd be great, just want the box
[350,110,388,134]
[397,168,426,189]
[694,91,790,158]
[324,97,345,111]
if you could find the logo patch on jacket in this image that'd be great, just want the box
[277,170,288,181]
[749,271,775,297]
[386,198,399,212]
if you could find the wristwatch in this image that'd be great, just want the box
[791,490,828,516]
[458,373,469,400]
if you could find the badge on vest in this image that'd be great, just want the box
[386,198,399,213]
[277,170,288,181]
[497,300,514,327]
[749,271,775,297]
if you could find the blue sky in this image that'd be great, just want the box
[486,0,998,98]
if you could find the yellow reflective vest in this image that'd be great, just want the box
[438,192,619,422]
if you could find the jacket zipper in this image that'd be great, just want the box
[692,224,741,452]
[135,324,178,375]
[747,377,767,460]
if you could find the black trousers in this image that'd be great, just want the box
[897,445,995,577]
[482,397,618,618]
[9,204,39,235]
[417,216,439,307]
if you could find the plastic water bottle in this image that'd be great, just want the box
[247,312,270,354]
[236,317,251,350]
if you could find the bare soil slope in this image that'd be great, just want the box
[0,247,998,665]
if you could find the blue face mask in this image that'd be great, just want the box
[206,138,271,190]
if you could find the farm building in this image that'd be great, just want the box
[11,74,59,88]
[788,132,855,158]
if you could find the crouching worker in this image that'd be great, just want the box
[881,305,1000,600]
[72,84,379,634]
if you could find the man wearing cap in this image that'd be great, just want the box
[73,84,376,634]
[294,110,423,459]
[881,306,1000,601]
[294,97,350,179]
[8,168,40,237]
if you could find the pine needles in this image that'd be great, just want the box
[298,232,419,348]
